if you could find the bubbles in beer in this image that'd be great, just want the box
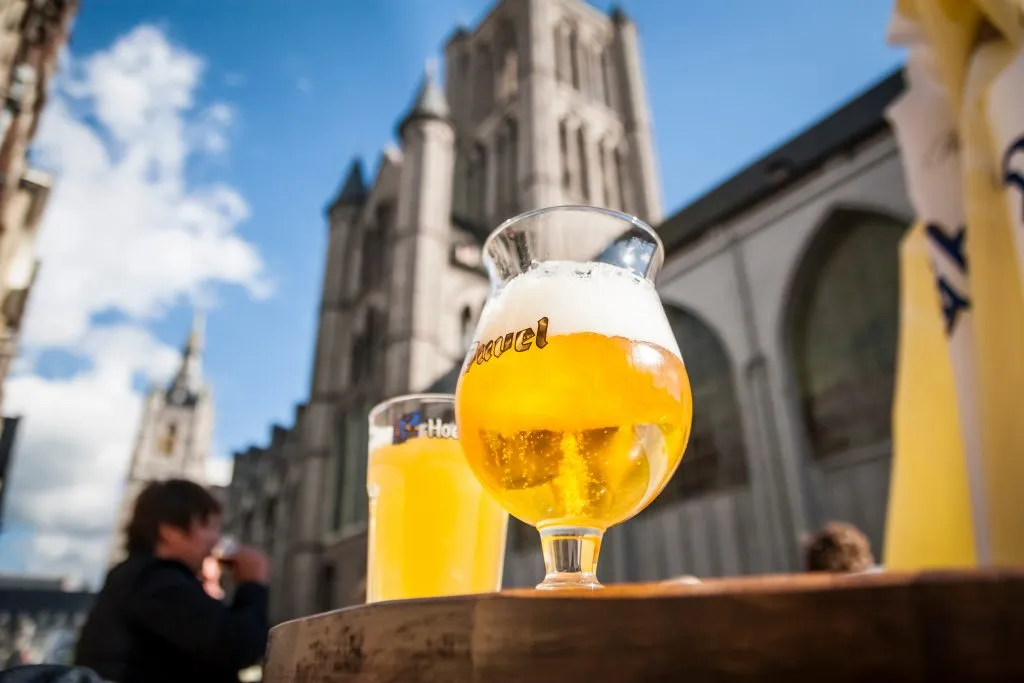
[457,261,693,532]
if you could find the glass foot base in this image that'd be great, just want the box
[537,526,604,591]
[535,573,603,591]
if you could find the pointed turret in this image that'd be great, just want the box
[167,308,205,405]
[389,57,456,393]
[398,59,451,139]
[326,159,368,216]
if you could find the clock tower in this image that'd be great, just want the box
[107,311,214,567]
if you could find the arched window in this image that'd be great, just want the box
[495,117,519,217]
[474,44,493,120]
[264,497,277,551]
[578,39,591,98]
[577,126,590,202]
[496,126,508,215]
[365,307,387,374]
[602,139,620,210]
[506,117,519,214]
[495,20,518,102]
[569,29,581,89]
[591,46,605,104]
[470,142,487,222]
[651,306,748,506]
[615,145,631,215]
[559,120,571,190]
[788,209,906,460]
[350,329,366,383]
[554,23,572,84]
[453,149,469,216]
[359,219,384,291]
[601,49,615,108]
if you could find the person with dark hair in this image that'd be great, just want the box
[74,479,270,683]
[802,521,877,573]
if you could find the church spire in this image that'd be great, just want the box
[168,307,205,404]
[398,58,450,138]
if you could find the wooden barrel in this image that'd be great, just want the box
[264,569,1024,682]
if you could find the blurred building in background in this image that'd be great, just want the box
[0,0,77,531]
[224,0,910,623]
[107,314,214,567]
[0,574,94,667]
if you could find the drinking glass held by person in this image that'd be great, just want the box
[74,479,270,683]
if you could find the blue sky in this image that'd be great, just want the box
[0,0,904,584]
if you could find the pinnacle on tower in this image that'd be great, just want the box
[326,158,368,215]
[186,306,205,355]
[610,5,631,24]
[445,25,469,46]
[167,306,205,404]
[397,58,451,138]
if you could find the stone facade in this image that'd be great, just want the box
[225,0,662,621]
[226,0,912,623]
[0,0,76,412]
[0,1,76,530]
[108,314,214,567]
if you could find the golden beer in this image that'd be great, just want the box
[366,396,509,603]
[456,261,693,534]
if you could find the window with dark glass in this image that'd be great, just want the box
[241,511,253,543]
[615,146,630,215]
[331,420,347,531]
[577,127,590,202]
[506,117,519,215]
[471,142,487,221]
[569,29,580,89]
[559,120,570,190]
[649,305,749,506]
[789,210,905,460]
[601,49,615,108]
[264,497,277,552]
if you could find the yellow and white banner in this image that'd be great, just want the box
[884,0,1024,567]
[884,47,986,567]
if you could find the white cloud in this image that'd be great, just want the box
[0,25,269,588]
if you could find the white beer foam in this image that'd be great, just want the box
[474,260,683,360]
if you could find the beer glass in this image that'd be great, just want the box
[366,393,509,602]
[455,206,693,590]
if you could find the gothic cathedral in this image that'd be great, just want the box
[108,312,214,567]
[226,0,662,620]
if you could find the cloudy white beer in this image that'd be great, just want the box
[456,261,693,533]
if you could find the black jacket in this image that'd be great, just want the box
[0,666,105,683]
[73,553,268,683]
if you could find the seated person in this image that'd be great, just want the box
[803,521,877,573]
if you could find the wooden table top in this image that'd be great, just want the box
[264,569,1024,683]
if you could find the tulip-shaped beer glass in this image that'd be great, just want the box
[455,206,693,590]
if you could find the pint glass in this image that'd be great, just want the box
[366,393,509,603]
[455,206,693,590]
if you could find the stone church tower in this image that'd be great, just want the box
[108,312,214,566]
[225,0,663,620]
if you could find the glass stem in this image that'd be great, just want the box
[536,526,604,591]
